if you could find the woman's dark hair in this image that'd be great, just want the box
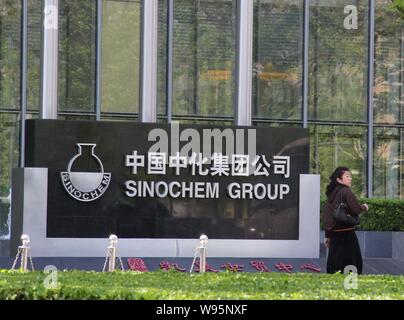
[326,166,350,197]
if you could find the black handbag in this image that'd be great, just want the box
[333,192,360,226]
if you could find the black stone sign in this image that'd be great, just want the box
[25,119,309,239]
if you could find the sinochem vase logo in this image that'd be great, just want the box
[60,143,111,202]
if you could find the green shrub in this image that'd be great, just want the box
[320,198,404,231]
[0,270,403,300]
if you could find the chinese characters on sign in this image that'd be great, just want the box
[125,152,290,178]
[127,259,321,273]
[161,260,320,273]
[274,262,294,273]
[124,153,291,200]
[250,261,272,272]
[159,261,187,272]
[127,258,149,272]
[221,264,244,272]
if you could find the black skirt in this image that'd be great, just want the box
[326,230,363,274]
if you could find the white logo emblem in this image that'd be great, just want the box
[61,143,111,202]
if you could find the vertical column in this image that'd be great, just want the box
[235,0,253,126]
[39,0,59,119]
[20,0,28,167]
[140,0,158,123]
[302,0,309,128]
[95,0,102,121]
[166,0,174,123]
[367,0,375,197]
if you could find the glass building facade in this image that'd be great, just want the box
[0,0,403,238]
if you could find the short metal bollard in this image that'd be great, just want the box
[102,234,124,272]
[190,234,208,273]
[11,234,35,272]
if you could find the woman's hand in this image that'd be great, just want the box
[362,203,369,212]
[324,238,330,248]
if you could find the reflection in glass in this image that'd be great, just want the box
[101,0,141,114]
[373,0,404,124]
[0,113,19,238]
[373,127,404,198]
[310,124,367,197]
[252,0,303,120]
[58,0,96,112]
[169,0,236,117]
[309,0,368,122]
[0,1,21,110]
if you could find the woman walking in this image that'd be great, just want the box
[323,167,368,274]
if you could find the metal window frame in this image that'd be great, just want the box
[302,0,309,128]
[166,0,174,123]
[95,0,102,121]
[19,0,28,168]
[367,0,375,198]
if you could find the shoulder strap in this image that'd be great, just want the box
[338,189,344,203]
[331,186,345,204]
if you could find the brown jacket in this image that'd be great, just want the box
[323,185,366,237]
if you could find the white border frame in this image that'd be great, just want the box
[17,169,320,258]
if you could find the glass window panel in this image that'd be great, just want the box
[253,122,302,128]
[252,0,303,120]
[373,127,404,198]
[0,113,19,238]
[58,0,96,112]
[101,0,141,114]
[27,0,41,111]
[0,1,21,110]
[171,0,236,117]
[26,112,39,119]
[373,0,404,124]
[309,0,368,122]
[310,124,367,197]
